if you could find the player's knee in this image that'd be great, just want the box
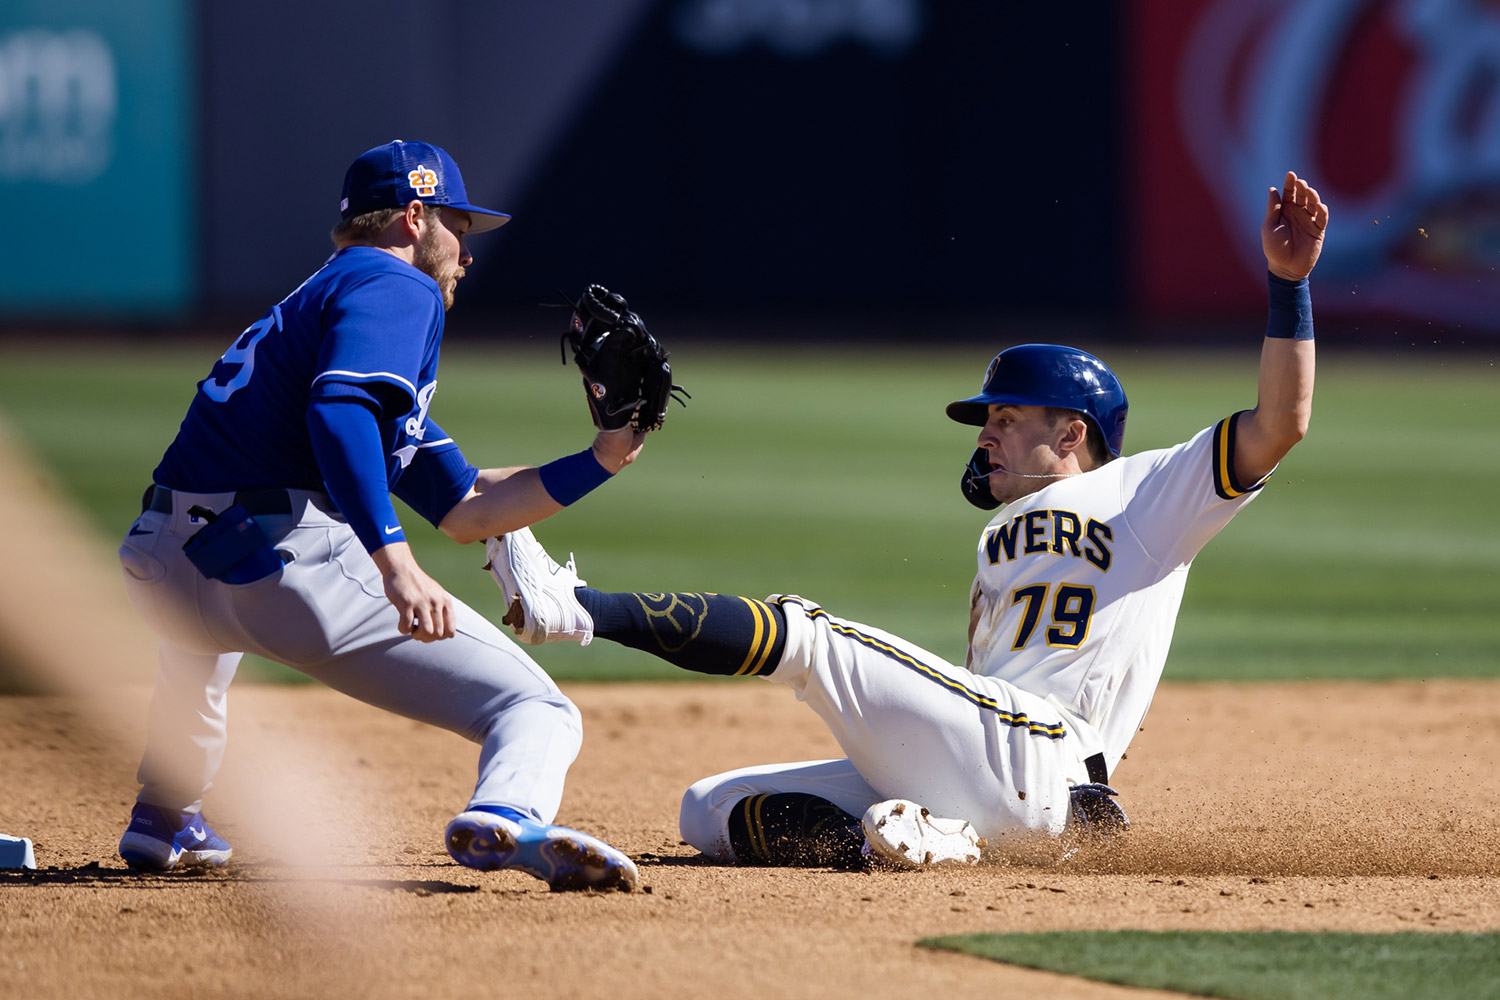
[541,692,584,747]
[678,776,735,860]
[471,688,582,753]
[553,692,583,731]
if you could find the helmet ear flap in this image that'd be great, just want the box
[960,448,1001,510]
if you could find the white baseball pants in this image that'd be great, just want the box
[679,595,1096,859]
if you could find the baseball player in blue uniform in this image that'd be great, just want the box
[487,172,1328,868]
[117,140,644,890]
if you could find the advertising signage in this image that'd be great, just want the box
[1132,0,1500,331]
[0,0,194,317]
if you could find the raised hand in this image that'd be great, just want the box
[1262,170,1328,281]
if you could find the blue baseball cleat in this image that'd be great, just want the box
[445,806,638,892]
[118,803,233,872]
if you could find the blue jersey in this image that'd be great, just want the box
[155,246,476,543]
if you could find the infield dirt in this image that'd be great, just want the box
[2,678,1497,1000]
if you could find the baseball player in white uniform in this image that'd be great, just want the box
[487,171,1327,868]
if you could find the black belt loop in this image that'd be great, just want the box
[1084,752,1110,785]
[144,485,172,514]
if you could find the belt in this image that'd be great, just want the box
[143,484,296,517]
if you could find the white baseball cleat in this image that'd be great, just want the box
[485,527,594,646]
[861,799,984,868]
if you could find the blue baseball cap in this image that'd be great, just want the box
[339,139,511,233]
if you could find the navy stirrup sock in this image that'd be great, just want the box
[575,588,787,676]
[726,793,865,869]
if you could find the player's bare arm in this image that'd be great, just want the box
[1233,171,1326,487]
[439,428,646,545]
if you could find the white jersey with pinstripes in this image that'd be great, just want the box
[966,414,1270,773]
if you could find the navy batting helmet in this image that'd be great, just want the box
[946,344,1128,457]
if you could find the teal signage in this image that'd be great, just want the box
[0,0,194,316]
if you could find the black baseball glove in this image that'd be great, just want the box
[562,284,688,433]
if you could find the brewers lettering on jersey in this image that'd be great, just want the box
[115,140,651,891]
[487,171,1328,869]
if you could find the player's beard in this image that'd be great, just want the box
[413,227,464,310]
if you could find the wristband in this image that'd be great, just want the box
[1266,272,1314,340]
[538,448,613,506]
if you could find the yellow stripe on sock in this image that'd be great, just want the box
[745,600,778,676]
[747,794,769,858]
[734,597,767,675]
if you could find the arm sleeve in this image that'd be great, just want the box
[307,392,406,553]
[391,418,479,527]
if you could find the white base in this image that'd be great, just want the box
[0,833,36,869]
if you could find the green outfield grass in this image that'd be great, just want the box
[0,338,1494,683]
[919,931,1500,999]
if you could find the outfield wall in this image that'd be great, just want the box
[1,1,1497,336]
